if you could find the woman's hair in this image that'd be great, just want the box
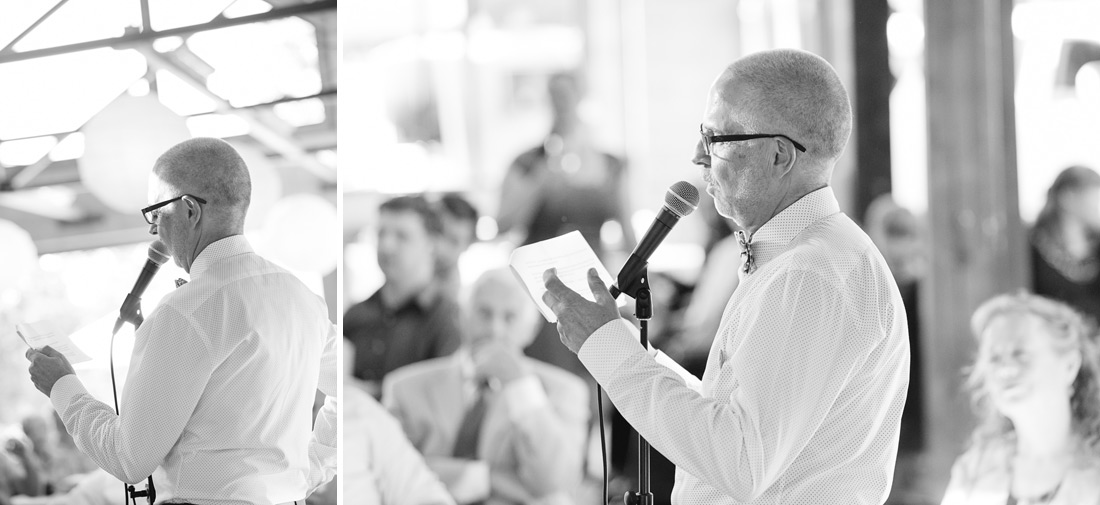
[1033,165,1100,237]
[965,292,1100,456]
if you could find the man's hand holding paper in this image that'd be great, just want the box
[25,345,75,397]
[507,230,619,323]
[542,267,621,354]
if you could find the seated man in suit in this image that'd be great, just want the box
[384,268,590,505]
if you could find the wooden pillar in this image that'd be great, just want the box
[851,0,893,223]
[922,0,1027,497]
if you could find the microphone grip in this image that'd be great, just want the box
[115,292,145,334]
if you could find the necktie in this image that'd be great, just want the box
[452,380,490,460]
[737,230,756,274]
[175,278,188,288]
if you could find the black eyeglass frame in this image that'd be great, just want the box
[700,124,807,154]
[141,194,207,225]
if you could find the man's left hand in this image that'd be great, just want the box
[542,268,621,354]
[26,346,75,397]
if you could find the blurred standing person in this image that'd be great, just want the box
[25,137,337,504]
[434,193,480,300]
[384,268,589,505]
[499,71,635,390]
[344,195,462,398]
[1030,165,1100,325]
[864,194,926,452]
[941,292,1100,504]
[496,71,636,261]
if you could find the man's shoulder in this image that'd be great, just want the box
[385,357,457,390]
[780,214,888,277]
[525,358,588,396]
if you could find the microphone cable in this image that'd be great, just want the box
[110,322,157,505]
[597,383,608,504]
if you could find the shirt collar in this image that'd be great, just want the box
[189,235,253,278]
[739,186,840,274]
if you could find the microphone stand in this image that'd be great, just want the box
[111,300,157,505]
[613,268,653,505]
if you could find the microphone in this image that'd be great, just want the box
[610,181,700,299]
[113,241,171,334]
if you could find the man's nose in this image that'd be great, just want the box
[691,140,709,167]
[148,223,158,235]
[489,319,509,342]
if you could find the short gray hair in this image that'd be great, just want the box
[153,137,251,218]
[721,49,852,162]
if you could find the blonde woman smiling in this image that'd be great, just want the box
[942,293,1100,505]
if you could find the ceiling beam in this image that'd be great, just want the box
[138,46,336,182]
[0,0,336,64]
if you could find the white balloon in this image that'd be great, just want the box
[262,194,337,275]
[231,144,283,231]
[79,93,191,214]
[0,219,38,290]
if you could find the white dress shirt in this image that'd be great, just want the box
[344,383,455,505]
[579,187,910,504]
[50,236,338,505]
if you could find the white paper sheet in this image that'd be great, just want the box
[15,321,92,364]
[508,231,616,323]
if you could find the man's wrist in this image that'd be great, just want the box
[49,374,84,414]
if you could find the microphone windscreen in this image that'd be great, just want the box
[148,241,171,266]
[665,181,700,218]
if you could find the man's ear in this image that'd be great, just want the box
[773,138,797,177]
[183,195,203,225]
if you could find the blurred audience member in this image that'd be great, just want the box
[496,70,635,260]
[43,414,95,494]
[941,292,1100,504]
[679,233,742,364]
[1031,166,1100,325]
[345,195,462,397]
[384,268,589,505]
[1,435,44,498]
[343,339,453,505]
[346,382,455,505]
[11,467,171,505]
[434,193,480,300]
[864,194,927,452]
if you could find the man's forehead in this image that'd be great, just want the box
[378,209,432,233]
[147,172,170,199]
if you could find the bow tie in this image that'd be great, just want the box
[736,230,756,274]
[175,278,188,288]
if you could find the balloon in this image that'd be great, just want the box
[0,219,38,290]
[79,93,191,214]
[262,194,337,275]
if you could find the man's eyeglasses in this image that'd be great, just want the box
[141,194,207,225]
[700,124,807,155]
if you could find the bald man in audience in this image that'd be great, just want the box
[384,268,589,505]
[543,49,910,504]
[26,137,338,505]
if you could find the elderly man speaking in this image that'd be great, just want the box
[543,49,910,504]
[26,137,338,505]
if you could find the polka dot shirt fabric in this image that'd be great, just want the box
[579,187,910,504]
[50,236,339,505]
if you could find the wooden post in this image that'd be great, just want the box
[922,0,1027,498]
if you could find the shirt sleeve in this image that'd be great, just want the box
[51,305,216,484]
[362,393,456,505]
[307,322,339,493]
[578,269,863,502]
[498,373,589,498]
